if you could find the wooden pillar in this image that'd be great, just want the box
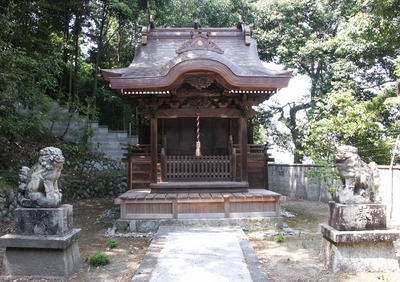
[239,116,248,182]
[231,148,237,181]
[264,146,268,189]
[151,117,158,183]
[127,156,133,190]
[138,113,142,144]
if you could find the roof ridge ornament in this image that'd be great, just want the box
[176,31,224,54]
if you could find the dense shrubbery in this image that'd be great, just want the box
[0,111,127,222]
[60,159,127,201]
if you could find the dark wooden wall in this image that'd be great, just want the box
[164,117,233,155]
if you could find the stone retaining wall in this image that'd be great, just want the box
[268,164,400,224]
[18,102,138,160]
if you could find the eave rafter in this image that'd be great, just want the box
[103,59,290,93]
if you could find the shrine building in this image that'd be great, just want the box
[102,18,292,220]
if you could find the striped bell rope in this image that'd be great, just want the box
[195,113,201,156]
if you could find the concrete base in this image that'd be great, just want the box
[321,224,400,273]
[115,217,283,233]
[0,229,82,279]
[2,241,82,278]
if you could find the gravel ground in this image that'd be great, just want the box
[249,200,400,282]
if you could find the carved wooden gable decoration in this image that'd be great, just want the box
[102,21,293,94]
[176,32,224,54]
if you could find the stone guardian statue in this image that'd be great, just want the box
[334,145,380,204]
[18,147,64,207]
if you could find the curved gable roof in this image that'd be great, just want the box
[102,25,292,91]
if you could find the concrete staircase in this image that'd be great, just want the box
[22,102,138,161]
[89,124,137,160]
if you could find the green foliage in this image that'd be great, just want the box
[251,0,400,163]
[252,110,274,145]
[1,0,399,167]
[156,0,242,28]
[304,90,399,164]
[2,173,19,187]
[89,251,110,266]
[307,160,340,183]
[274,234,285,243]
[107,239,118,249]
[327,186,336,198]
[55,143,93,160]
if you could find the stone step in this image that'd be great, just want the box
[94,142,123,148]
[96,127,109,134]
[91,134,128,141]
[90,122,99,129]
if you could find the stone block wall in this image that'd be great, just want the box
[376,166,400,225]
[268,164,333,202]
[268,164,400,225]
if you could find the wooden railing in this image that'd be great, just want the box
[161,148,234,181]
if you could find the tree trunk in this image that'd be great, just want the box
[72,12,82,103]
[90,2,108,118]
[285,102,311,163]
[59,1,71,98]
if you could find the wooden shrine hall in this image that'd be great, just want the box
[102,18,292,219]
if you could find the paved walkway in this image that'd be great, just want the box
[132,226,269,282]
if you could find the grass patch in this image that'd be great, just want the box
[274,234,285,243]
[107,239,117,249]
[89,251,110,266]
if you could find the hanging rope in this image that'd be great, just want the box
[195,113,201,156]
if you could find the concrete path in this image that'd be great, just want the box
[132,226,269,282]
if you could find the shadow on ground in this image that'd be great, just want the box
[248,200,400,282]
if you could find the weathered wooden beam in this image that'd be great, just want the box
[239,116,248,182]
[155,108,242,118]
[150,118,158,183]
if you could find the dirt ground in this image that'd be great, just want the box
[0,198,152,282]
[1,198,400,281]
[248,200,400,282]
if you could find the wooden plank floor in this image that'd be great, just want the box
[116,189,281,220]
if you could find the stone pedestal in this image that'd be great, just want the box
[15,204,73,235]
[328,202,386,231]
[0,204,82,279]
[321,202,400,273]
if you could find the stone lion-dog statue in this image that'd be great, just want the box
[334,145,380,204]
[18,147,65,207]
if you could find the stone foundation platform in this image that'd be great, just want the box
[0,204,82,279]
[321,224,400,273]
[116,189,281,220]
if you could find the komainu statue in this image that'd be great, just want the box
[18,147,64,207]
[334,145,380,204]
